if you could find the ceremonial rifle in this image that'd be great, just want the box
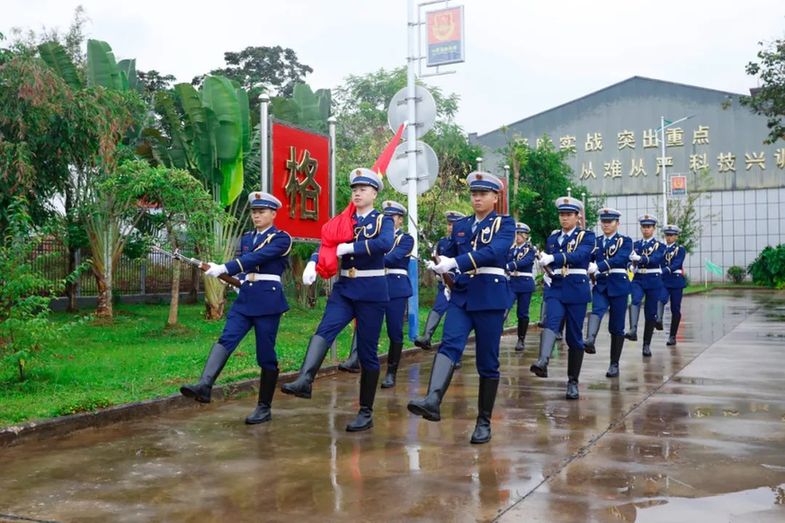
[153,245,242,288]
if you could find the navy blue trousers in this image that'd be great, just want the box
[218,308,282,370]
[438,302,505,378]
[315,291,386,371]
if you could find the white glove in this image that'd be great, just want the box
[443,286,451,301]
[205,263,228,277]
[629,252,641,262]
[425,260,437,272]
[336,242,354,257]
[302,261,317,286]
[432,256,457,274]
[539,253,554,266]
[588,262,598,275]
[543,272,552,287]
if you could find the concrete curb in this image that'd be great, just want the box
[0,326,520,449]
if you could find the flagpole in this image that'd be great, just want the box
[661,115,668,225]
[406,0,419,340]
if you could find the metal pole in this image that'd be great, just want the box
[504,164,510,216]
[582,191,587,230]
[476,156,483,171]
[260,94,270,192]
[406,0,419,340]
[328,116,337,218]
[660,115,668,224]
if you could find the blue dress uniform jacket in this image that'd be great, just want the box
[310,210,395,302]
[445,212,516,311]
[662,243,687,289]
[593,234,633,297]
[384,230,414,299]
[632,238,665,290]
[224,227,292,316]
[544,227,596,304]
[506,243,536,293]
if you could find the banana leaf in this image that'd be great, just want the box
[37,41,82,89]
[86,39,121,89]
[118,59,137,91]
[236,87,250,155]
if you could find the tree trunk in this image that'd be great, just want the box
[66,245,79,312]
[203,277,225,320]
[168,262,181,326]
[94,267,112,318]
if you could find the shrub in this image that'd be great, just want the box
[727,265,746,284]
[748,245,785,289]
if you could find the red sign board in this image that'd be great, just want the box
[426,6,465,67]
[271,121,330,241]
[670,174,687,198]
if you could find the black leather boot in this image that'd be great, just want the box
[180,343,231,403]
[470,377,499,444]
[642,320,654,357]
[566,347,584,400]
[407,353,455,422]
[515,320,529,352]
[281,335,330,398]
[245,368,279,424]
[556,317,565,342]
[530,328,558,377]
[606,335,624,377]
[338,330,360,373]
[584,314,602,354]
[346,368,380,432]
[655,301,665,330]
[625,304,640,341]
[381,341,403,388]
[414,310,442,350]
[667,312,681,345]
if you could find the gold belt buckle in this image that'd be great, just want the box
[561,266,568,277]
[347,267,357,278]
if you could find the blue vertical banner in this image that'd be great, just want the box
[426,6,465,67]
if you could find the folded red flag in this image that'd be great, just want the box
[315,124,405,279]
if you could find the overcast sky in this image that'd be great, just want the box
[3,0,783,135]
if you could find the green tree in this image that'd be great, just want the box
[740,35,785,144]
[500,134,599,246]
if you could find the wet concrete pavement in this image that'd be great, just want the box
[1,290,784,522]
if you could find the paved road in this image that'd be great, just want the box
[1,290,783,522]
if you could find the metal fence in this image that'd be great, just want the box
[31,240,198,297]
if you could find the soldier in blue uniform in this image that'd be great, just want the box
[625,214,666,357]
[530,196,595,400]
[181,191,291,424]
[660,224,686,346]
[414,210,465,350]
[584,208,632,377]
[506,222,536,352]
[337,201,414,387]
[282,168,394,432]
[407,171,514,444]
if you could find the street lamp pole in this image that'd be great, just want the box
[658,114,694,224]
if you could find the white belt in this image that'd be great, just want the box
[386,268,408,276]
[673,269,683,274]
[637,268,662,274]
[340,268,386,278]
[245,273,281,282]
[555,268,588,276]
[608,269,628,274]
[468,267,507,277]
[511,271,533,277]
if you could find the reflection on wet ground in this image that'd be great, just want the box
[1,290,784,522]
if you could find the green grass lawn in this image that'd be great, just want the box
[0,289,542,428]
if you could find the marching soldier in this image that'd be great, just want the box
[181,191,292,425]
[506,222,536,352]
[530,196,595,400]
[660,224,686,346]
[407,171,514,444]
[414,210,465,350]
[334,201,415,385]
[625,214,665,357]
[585,208,632,377]
[282,168,394,432]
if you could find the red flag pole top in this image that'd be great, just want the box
[315,124,406,279]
